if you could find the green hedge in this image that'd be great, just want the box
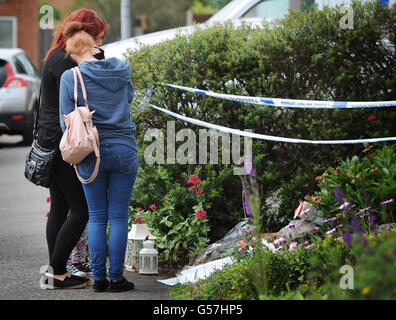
[126,1,396,240]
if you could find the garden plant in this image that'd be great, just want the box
[124,0,396,299]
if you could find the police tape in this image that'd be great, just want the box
[139,100,396,144]
[163,83,396,109]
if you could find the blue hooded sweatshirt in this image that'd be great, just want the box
[59,57,136,148]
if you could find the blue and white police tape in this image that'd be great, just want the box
[163,83,396,109]
[139,100,396,145]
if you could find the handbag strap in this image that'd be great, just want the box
[74,129,100,184]
[33,85,42,139]
[72,67,89,109]
[71,66,100,184]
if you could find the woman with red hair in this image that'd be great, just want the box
[38,9,107,290]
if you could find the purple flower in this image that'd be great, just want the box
[310,226,320,233]
[343,232,353,245]
[381,199,394,205]
[273,237,286,245]
[369,214,378,233]
[324,217,338,223]
[274,245,284,252]
[243,193,253,217]
[339,202,356,211]
[336,224,343,228]
[305,243,314,249]
[358,206,372,213]
[285,222,298,229]
[289,241,298,252]
[351,214,368,247]
[334,188,344,203]
[325,228,336,235]
[244,155,255,177]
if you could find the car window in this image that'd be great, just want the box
[15,53,38,77]
[13,55,28,75]
[242,0,314,19]
[242,0,291,19]
[0,60,7,88]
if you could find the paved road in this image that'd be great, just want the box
[0,135,170,300]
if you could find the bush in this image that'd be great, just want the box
[128,173,211,265]
[127,0,396,240]
[313,144,396,224]
[170,228,396,300]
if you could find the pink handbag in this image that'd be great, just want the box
[59,67,100,184]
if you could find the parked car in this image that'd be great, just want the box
[102,0,389,59]
[0,48,40,144]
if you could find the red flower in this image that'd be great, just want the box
[137,208,143,211]
[187,175,199,184]
[45,211,50,217]
[368,115,376,122]
[149,204,157,211]
[46,196,51,203]
[188,185,196,192]
[196,209,207,220]
[195,179,202,185]
[135,216,143,224]
[195,188,203,195]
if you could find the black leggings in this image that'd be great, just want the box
[46,155,89,275]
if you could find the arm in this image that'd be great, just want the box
[59,70,75,133]
[128,81,135,104]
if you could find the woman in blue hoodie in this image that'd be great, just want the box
[59,22,138,293]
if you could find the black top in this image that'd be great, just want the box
[37,48,105,150]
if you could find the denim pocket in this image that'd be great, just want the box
[77,152,97,178]
[118,148,138,175]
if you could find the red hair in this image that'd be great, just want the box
[44,8,107,61]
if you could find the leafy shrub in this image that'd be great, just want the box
[170,230,396,300]
[128,174,211,265]
[313,145,396,224]
[127,1,396,239]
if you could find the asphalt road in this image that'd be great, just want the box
[0,135,170,300]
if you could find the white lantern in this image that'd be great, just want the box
[138,238,159,275]
[124,224,156,272]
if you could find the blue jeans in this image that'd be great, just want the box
[77,142,138,281]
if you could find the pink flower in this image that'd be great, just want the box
[46,196,51,203]
[381,199,394,205]
[164,200,169,204]
[135,216,143,224]
[273,237,286,245]
[305,243,314,249]
[274,245,284,252]
[324,217,338,223]
[149,204,157,211]
[358,206,372,213]
[137,208,143,211]
[289,241,298,252]
[187,175,199,184]
[188,185,196,192]
[196,209,207,220]
[368,115,376,122]
[325,228,336,235]
[195,188,203,195]
[45,211,50,217]
[336,224,343,228]
[237,240,246,248]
